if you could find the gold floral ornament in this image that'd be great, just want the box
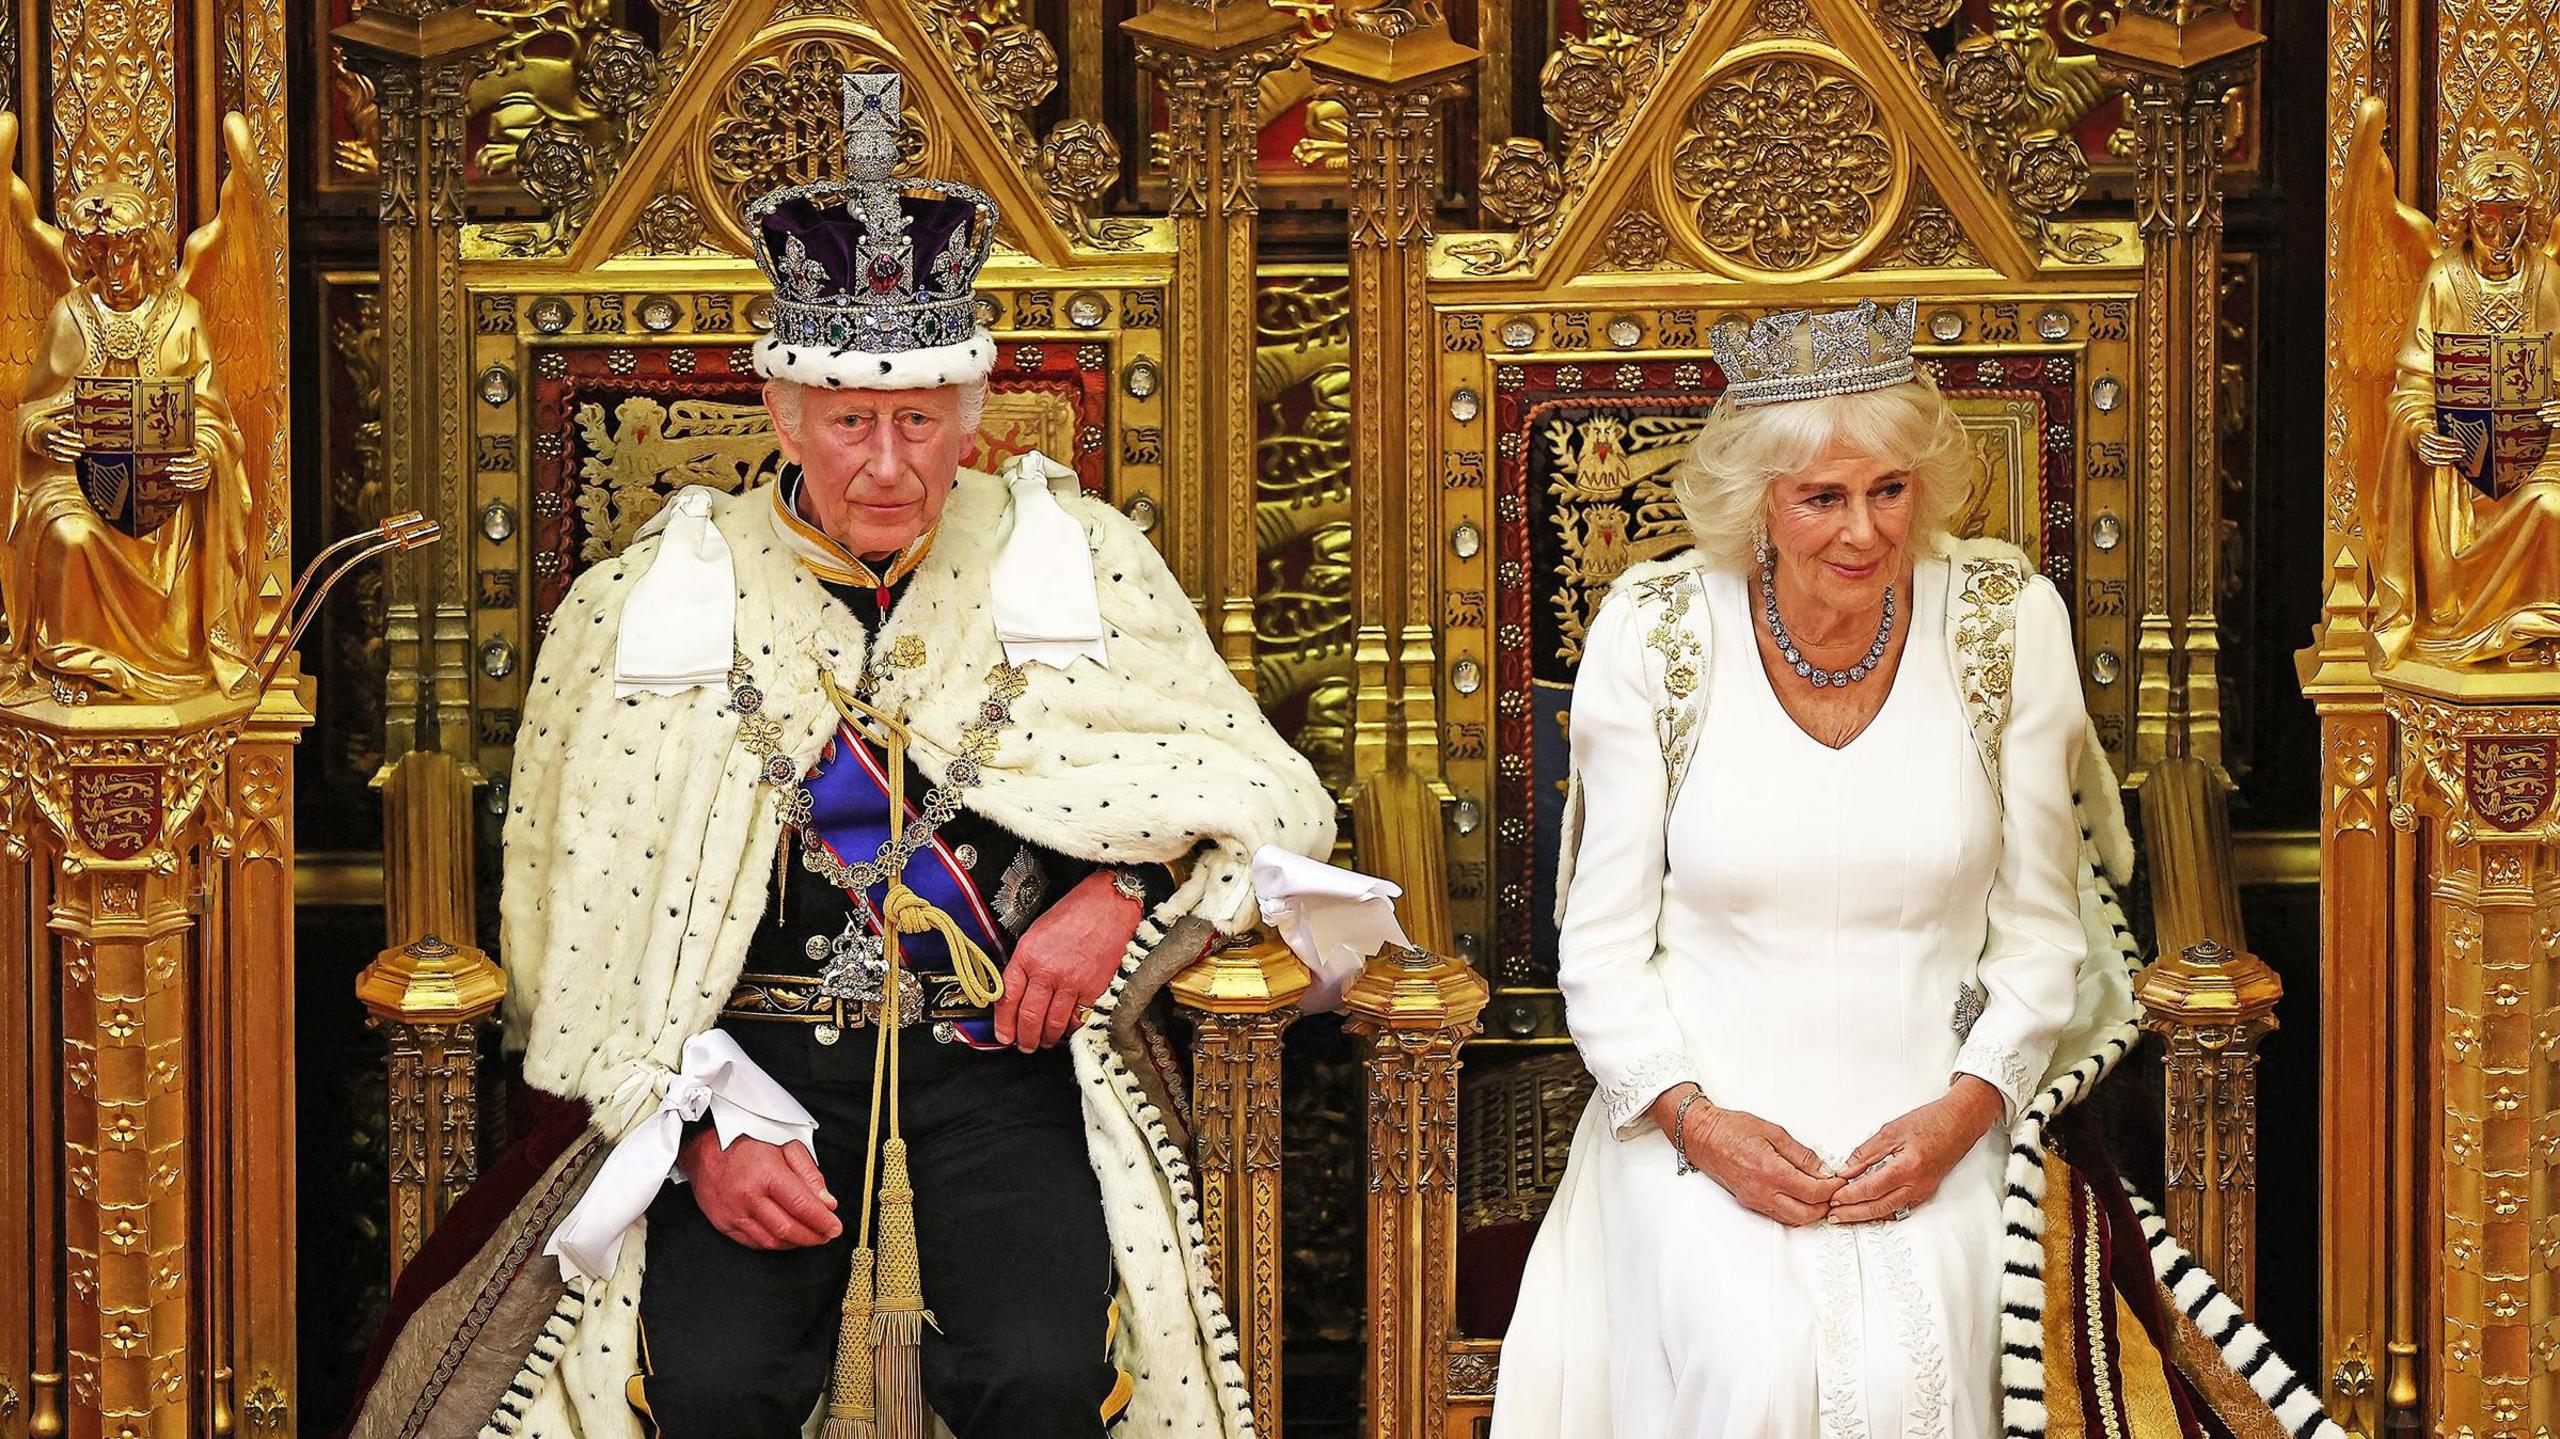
[1583,0,1690,40]
[1038,120,1121,206]
[0,111,285,704]
[1600,206,1673,269]
[576,28,662,115]
[1942,41,2027,125]
[975,25,1059,112]
[1668,57,1900,276]
[1478,139,1565,228]
[2004,130,2088,218]
[1540,39,1629,136]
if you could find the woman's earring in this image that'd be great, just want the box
[1752,526,1772,569]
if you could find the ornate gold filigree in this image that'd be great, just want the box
[1663,53,1903,277]
[621,186,716,257]
[1478,139,1565,228]
[700,46,937,250]
[908,0,1142,249]
[47,0,180,228]
[1037,120,1121,207]
[1448,4,1704,275]
[1596,202,1676,270]
[1253,276,1356,790]
[974,24,1057,110]
[1540,39,1629,134]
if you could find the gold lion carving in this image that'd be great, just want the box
[0,111,285,703]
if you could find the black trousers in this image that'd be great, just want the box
[635,1022,1119,1439]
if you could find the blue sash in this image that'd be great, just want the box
[801,723,1011,982]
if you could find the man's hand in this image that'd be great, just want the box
[1826,1076,2005,1225]
[1652,1086,1843,1227]
[675,1130,841,1250]
[2416,425,2469,466]
[2540,399,2560,428]
[993,868,1142,1052]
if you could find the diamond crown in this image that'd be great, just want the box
[741,73,1000,358]
[1708,298,1922,407]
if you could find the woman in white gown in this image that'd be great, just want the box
[1491,299,2088,1439]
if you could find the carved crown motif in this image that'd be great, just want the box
[1708,297,1921,407]
[739,73,999,360]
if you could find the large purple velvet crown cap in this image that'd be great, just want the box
[744,72,1000,392]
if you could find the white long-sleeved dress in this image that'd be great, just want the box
[1491,560,2089,1439]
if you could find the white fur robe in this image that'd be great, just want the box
[489,469,1337,1439]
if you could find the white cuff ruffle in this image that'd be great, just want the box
[545,1030,816,1284]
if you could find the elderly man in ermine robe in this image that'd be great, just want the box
[342,75,1333,1439]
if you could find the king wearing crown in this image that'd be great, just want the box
[342,75,1332,1439]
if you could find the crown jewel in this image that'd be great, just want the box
[1708,298,1921,407]
[743,74,1000,389]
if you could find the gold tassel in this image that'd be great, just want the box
[870,1137,933,1439]
[819,1247,878,1439]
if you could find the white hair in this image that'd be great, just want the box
[1669,375,1975,571]
[765,376,990,438]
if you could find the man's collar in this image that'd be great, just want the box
[770,466,937,589]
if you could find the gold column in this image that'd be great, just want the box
[359,749,502,1273]
[358,937,503,1275]
[2385,685,2560,1438]
[2137,940,2281,1309]
[1342,945,1485,1439]
[2133,754,2282,1307]
[2089,0,2262,780]
[1302,12,1477,790]
[2300,554,2399,1436]
[1125,0,1299,681]
[334,2,501,769]
[1170,932,1308,1430]
[1,693,252,1439]
[208,682,314,1435]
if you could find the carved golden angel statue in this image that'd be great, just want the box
[0,110,285,703]
[2341,97,2560,667]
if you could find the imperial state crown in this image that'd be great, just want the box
[744,72,1001,392]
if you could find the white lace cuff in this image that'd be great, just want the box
[1953,1033,2037,1125]
[1599,1049,1700,1138]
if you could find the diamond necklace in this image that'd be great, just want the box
[1758,561,1895,688]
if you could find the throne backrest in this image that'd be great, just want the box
[1415,0,2150,1031]
[438,6,1187,775]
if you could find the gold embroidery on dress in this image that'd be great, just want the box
[1634,570,1707,788]
[1953,557,2025,782]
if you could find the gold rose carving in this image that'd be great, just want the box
[2339,98,2560,668]
[0,111,286,704]
[1477,139,1564,228]
[1663,52,1906,278]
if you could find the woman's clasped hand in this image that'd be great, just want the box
[1655,1075,2007,1226]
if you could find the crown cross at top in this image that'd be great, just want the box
[1709,298,1922,407]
